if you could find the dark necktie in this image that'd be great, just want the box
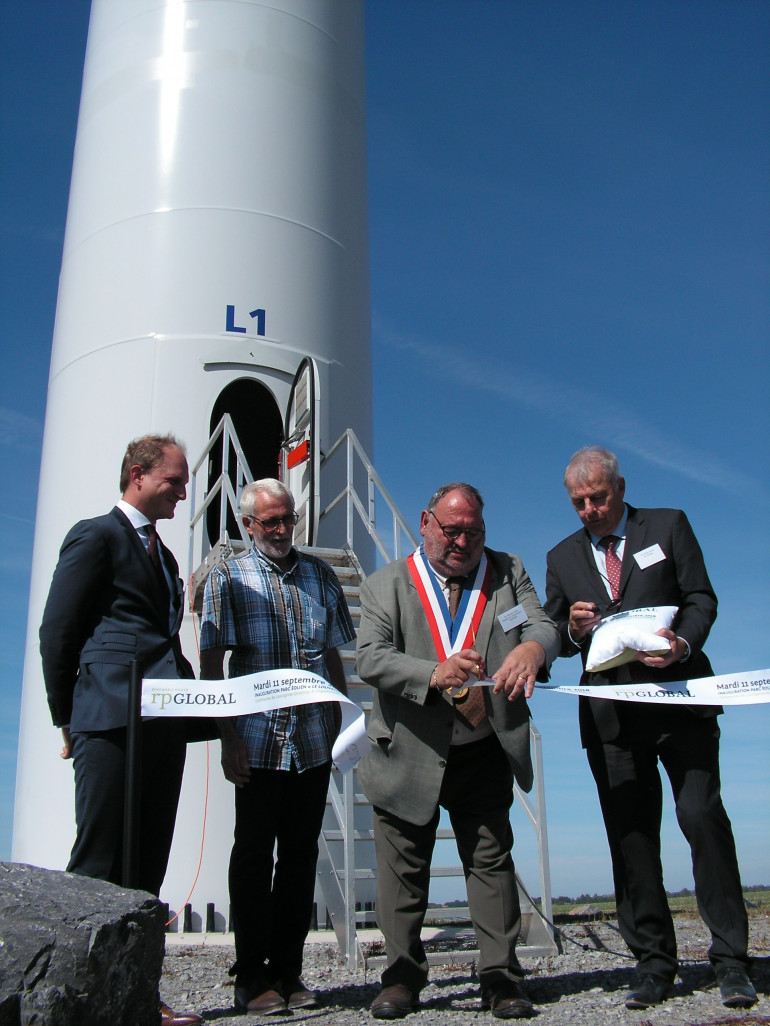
[447,577,464,622]
[146,524,171,608]
[448,576,486,729]
[600,534,622,601]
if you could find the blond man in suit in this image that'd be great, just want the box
[40,434,201,1026]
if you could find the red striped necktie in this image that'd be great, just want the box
[600,535,622,600]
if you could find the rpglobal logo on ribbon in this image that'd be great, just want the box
[142,669,370,773]
[145,687,239,710]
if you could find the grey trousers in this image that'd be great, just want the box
[373,732,523,994]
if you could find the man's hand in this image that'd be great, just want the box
[60,726,72,760]
[568,600,602,641]
[204,652,252,784]
[218,723,251,787]
[636,627,687,669]
[432,649,486,691]
[492,641,546,701]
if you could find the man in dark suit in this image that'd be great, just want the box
[40,433,202,1026]
[545,446,756,1011]
[357,482,559,1020]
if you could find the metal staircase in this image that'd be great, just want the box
[188,416,558,969]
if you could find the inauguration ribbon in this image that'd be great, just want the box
[535,668,770,705]
[390,667,770,706]
[142,669,370,773]
[143,666,770,779]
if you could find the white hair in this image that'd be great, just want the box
[240,478,294,518]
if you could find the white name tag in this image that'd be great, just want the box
[498,604,528,632]
[633,543,666,570]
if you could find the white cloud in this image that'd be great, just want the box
[375,321,765,500]
[0,407,43,452]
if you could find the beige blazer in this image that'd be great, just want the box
[356,549,560,826]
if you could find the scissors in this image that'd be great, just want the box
[447,625,481,700]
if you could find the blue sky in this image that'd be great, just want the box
[1,0,768,900]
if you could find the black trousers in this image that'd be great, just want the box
[229,761,332,988]
[67,719,187,896]
[587,716,748,979]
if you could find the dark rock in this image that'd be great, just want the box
[0,862,164,1026]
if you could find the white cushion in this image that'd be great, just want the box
[585,606,678,672]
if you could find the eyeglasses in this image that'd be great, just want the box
[248,512,299,532]
[429,510,486,542]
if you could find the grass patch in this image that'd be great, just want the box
[549,888,769,919]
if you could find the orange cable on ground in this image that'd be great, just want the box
[164,577,212,929]
[165,738,210,929]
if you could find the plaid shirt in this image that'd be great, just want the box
[200,546,355,771]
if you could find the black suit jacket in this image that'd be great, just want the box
[545,505,719,747]
[40,506,195,732]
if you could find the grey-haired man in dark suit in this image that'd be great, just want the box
[545,446,755,1012]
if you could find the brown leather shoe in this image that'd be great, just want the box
[246,988,288,1014]
[159,1003,203,1026]
[371,983,419,1019]
[282,979,321,1009]
[481,980,535,1019]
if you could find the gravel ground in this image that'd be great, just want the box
[161,912,769,1025]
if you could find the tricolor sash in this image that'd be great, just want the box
[407,545,490,659]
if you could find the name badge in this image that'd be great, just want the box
[498,604,527,632]
[633,543,666,570]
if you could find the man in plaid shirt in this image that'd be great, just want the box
[200,478,354,1015]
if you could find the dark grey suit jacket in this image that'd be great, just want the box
[356,549,560,825]
[544,505,719,747]
[40,506,194,732]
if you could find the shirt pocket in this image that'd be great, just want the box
[302,594,328,646]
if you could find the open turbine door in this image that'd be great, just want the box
[282,356,321,546]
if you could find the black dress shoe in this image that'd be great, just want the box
[370,983,419,1019]
[624,973,674,1009]
[481,980,535,1019]
[717,966,758,1008]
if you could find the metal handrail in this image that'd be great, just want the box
[189,422,418,579]
[318,429,418,562]
[188,413,254,576]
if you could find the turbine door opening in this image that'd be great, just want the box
[282,357,321,546]
[207,378,283,546]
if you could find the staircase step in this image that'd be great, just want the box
[301,546,352,565]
